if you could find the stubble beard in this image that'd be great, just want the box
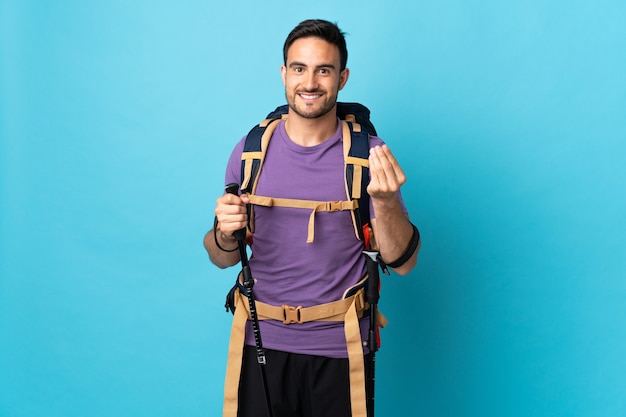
[287,90,338,120]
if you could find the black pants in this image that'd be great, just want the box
[237,346,372,417]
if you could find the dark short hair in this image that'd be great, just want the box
[283,19,348,71]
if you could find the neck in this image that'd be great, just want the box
[284,108,338,147]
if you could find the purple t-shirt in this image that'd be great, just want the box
[224,119,401,358]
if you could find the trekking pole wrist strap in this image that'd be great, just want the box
[213,216,238,252]
[385,223,420,269]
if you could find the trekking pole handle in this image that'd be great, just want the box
[224,182,239,195]
[224,183,247,242]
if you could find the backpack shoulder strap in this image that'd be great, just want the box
[338,103,376,245]
[240,107,287,233]
[341,120,371,242]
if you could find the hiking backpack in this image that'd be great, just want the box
[239,102,378,245]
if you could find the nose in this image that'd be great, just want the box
[303,71,318,91]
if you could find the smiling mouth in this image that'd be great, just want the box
[298,92,323,100]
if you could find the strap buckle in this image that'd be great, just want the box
[282,305,303,324]
[325,201,343,212]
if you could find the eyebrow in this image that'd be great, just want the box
[289,61,337,71]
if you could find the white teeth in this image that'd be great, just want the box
[300,94,320,99]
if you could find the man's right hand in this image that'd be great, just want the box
[204,193,250,268]
[214,193,250,240]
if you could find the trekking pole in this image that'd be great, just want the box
[225,183,274,417]
[363,250,382,417]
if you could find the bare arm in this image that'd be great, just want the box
[203,193,250,269]
[368,145,420,275]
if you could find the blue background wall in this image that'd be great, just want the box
[1,1,625,416]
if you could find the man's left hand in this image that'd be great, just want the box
[367,144,406,200]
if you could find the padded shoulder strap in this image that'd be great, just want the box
[240,116,284,233]
[342,120,371,241]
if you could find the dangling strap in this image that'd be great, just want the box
[345,295,368,417]
[223,292,249,417]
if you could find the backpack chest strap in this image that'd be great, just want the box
[247,193,359,243]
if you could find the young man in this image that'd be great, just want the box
[204,19,420,417]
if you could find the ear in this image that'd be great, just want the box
[338,68,350,91]
[280,65,287,86]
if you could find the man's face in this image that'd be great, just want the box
[281,37,349,120]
